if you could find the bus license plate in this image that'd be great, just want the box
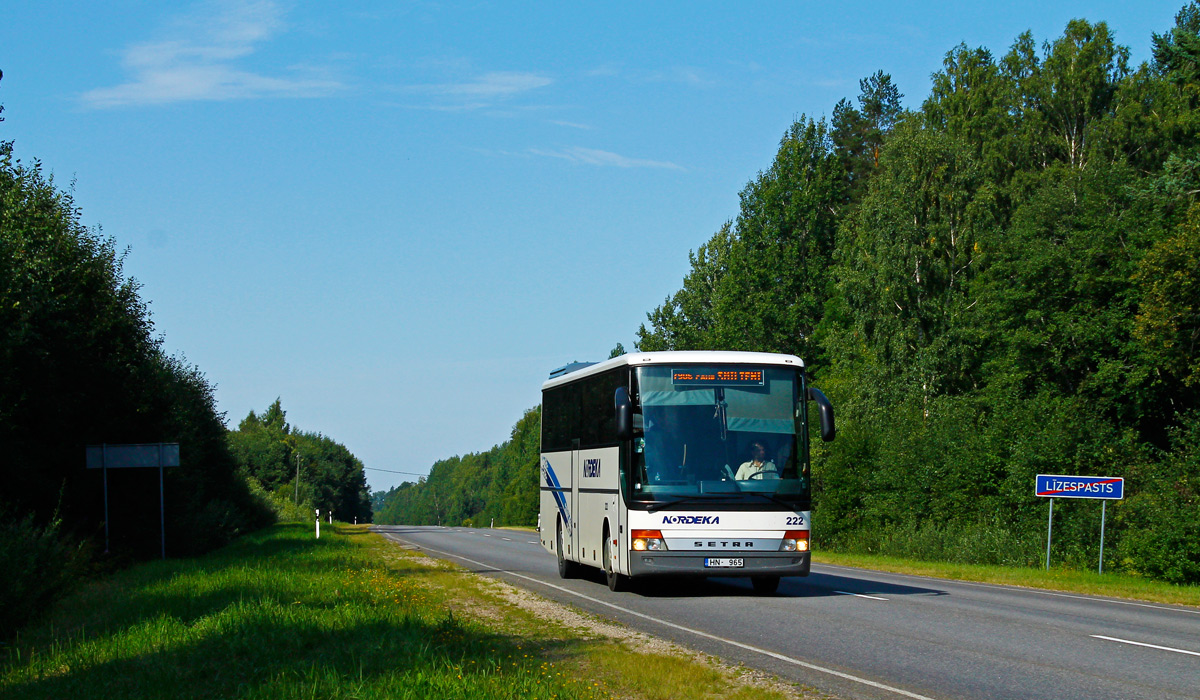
[704,558,743,568]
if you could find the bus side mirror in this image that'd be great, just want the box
[615,387,633,440]
[807,386,836,442]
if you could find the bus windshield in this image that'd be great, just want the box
[629,365,810,508]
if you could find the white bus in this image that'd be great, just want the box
[538,351,835,593]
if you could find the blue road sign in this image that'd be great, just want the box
[1036,474,1124,500]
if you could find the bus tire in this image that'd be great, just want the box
[603,525,626,592]
[556,519,577,579]
[751,575,780,594]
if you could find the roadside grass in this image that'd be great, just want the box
[813,551,1200,608]
[1,524,820,700]
[587,646,789,700]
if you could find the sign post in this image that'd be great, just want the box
[87,443,181,558]
[1099,501,1108,574]
[1045,497,1054,571]
[1035,474,1124,573]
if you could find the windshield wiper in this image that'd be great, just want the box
[737,491,802,508]
[645,494,733,513]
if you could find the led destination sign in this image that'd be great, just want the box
[671,368,765,386]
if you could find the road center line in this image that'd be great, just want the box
[388,534,936,700]
[1091,635,1200,657]
[834,590,888,601]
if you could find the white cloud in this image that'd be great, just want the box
[429,71,552,98]
[642,66,715,88]
[547,120,593,130]
[82,0,342,108]
[400,71,553,109]
[529,147,684,171]
[586,63,621,78]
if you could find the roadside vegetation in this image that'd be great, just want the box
[813,552,1200,608]
[376,5,1200,587]
[0,524,821,700]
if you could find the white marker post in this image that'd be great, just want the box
[316,508,321,539]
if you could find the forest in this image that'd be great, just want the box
[373,407,541,529]
[374,7,1200,584]
[0,95,269,628]
[227,398,373,524]
[0,70,370,630]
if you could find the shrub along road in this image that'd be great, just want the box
[374,525,1200,700]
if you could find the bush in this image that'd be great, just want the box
[1115,413,1200,583]
[823,515,1044,568]
[245,477,311,523]
[0,510,87,634]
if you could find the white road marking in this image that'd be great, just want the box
[835,590,888,601]
[1092,635,1200,657]
[501,537,512,541]
[385,533,936,700]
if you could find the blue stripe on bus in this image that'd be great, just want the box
[542,457,570,528]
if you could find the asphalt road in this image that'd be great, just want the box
[372,525,1200,700]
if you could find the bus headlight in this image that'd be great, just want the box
[631,529,667,552]
[780,530,809,552]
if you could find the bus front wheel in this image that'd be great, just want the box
[556,519,577,579]
[603,527,627,592]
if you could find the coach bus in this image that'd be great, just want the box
[539,351,834,593]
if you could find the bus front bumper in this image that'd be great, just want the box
[628,551,810,578]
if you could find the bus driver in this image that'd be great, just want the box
[735,441,778,480]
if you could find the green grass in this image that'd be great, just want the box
[813,550,1200,607]
[27,522,1191,700]
[1,524,819,700]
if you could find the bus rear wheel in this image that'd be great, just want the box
[751,575,780,594]
[556,519,577,579]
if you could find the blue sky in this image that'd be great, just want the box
[1,1,1185,493]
